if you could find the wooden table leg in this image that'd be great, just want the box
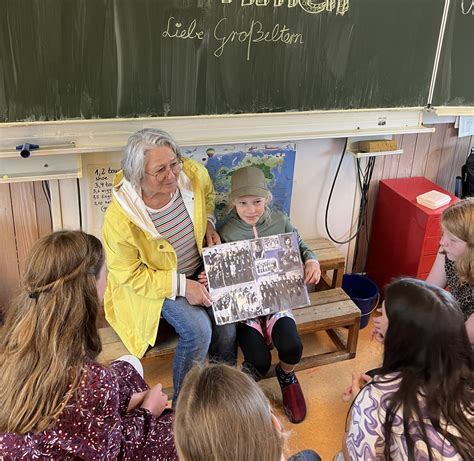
[333,266,344,288]
[346,319,360,355]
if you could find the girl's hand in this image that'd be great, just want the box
[342,372,372,403]
[371,329,385,343]
[127,391,147,412]
[141,383,168,417]
[197,270,209,288]
[304,260,321,284]
[372,306,388,343]
[205,222,221,247]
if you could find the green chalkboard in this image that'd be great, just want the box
[0,0,447,122]
[432,0,474,107]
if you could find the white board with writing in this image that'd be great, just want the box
[79,151,121,238]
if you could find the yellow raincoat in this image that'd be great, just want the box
[102,158,215,357]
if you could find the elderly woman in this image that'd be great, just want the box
[102,128,236,402]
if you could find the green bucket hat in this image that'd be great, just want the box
[230,166,269,199]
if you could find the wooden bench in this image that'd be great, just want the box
[99,288,360,370]
[98,238,360,374]
[306,238,345,289]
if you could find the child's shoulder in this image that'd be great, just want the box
[265,208,291,228]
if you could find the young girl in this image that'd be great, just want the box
[342,278,473,460]
[0,231,177,460]
[174,363,321,461]
[426,198,473,343]
[216,166,321,424]
[372,198,473,345]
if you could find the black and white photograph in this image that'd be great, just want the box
[203,232,310,325]
[203,241,254,290]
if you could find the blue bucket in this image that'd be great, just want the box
[342,274,379,329]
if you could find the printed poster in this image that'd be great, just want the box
[203,232,310,325]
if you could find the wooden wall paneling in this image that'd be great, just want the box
[0,184,20,307]
[10,182,39,274]
[356,123,471,275]
[33,181,53,238]
[424,123,447,182]
[381,134,403,179]
[58,179,81,230]
[436,124,459,191]
[49,180,63,231]
[410,129,433,177]
[397,133,417,178]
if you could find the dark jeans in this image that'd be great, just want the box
[160,297,236,405]
[206,306,237,366]
[288,449,321,461]
[238,316,303,379]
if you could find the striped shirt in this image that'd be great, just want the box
[147,189,201,277]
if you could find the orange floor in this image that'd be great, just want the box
[143,316,382,461]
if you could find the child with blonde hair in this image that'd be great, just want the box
[374,198,474,344]
[209,166,320,423]
[427,198,473,343]
[174,363,320,461]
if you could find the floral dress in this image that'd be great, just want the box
[0,360,177,460]
[445,256,473,320]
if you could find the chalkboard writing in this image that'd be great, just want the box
[432,0,474,107]
[0,0,454,122]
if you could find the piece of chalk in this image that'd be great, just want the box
[3,175,9,179]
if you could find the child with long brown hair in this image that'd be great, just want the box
[0,231,177,460]
[342,279,473,460]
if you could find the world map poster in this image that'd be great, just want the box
[181,142,296,225]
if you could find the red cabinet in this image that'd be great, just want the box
[366,177,458,293]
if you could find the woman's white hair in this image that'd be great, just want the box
[121,128,181,189]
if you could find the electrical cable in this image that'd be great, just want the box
[76,178,83,229]
[325,138,373,245]
[352,156,376,270]
[41,180,51,208]
[41,180,53,229]
[40,180,53,230]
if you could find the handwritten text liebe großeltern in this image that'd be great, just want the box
[162,16,304,61]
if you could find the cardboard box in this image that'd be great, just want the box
[359,140,398,152]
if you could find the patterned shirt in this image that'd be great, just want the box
[445,256,473,320]
[345,374,470,460]
[148,189,201,277]
[0,360,177,460]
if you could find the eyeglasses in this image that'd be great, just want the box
[145,158,183,181]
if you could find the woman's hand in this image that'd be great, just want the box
[342,372,372,403]
[197,270,209,288]
[304,260,321,284]
[140,384,168,417]
[186,279,212,307]
[205,222,221,247]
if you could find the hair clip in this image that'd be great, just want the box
[28,292,39,299]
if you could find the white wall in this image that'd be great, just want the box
[291,138,356,264]
[77,139,358,267]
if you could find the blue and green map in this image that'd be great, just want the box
[182,143,296,225]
